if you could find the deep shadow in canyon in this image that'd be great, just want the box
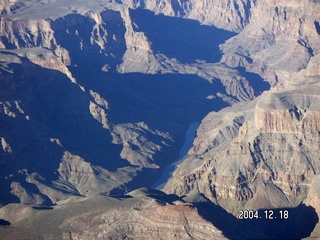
[237,67,271,96]
[195,199,319,240]
[0,59,230,204]
[0,8,270,207]
[129,8,236,63]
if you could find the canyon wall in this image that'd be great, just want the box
[1,0,320,238]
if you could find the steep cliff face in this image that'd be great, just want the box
[0,18,55,49]
[255,89,320,134]
[120,0,320,95]
[164,65,320,221]
[121,0,255,32]
[118,8,162,73]
[221,0,320,85]
[120,0,320,98]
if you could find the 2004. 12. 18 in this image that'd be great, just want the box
[237,210,289,220]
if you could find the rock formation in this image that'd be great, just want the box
[0,0,320,239]
[0,188,226,239]
[0,0,269,207]
[161,0,320,236]
[220,0,320,85]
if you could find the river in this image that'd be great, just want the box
[152,122,200,190]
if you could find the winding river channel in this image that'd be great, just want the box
[152,122,200,190]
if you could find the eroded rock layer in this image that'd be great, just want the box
[164,61,320,238]
[0,189,226,240]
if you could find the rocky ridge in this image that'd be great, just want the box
[0,188,226,240]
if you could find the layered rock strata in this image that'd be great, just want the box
[164,64,320,220]
[0,189,226,240]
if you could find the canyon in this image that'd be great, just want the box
[0,0,320,239]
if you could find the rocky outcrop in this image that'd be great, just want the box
[0,18,55,49]
[164,74,320,217]
[118,8,162,73]
[255,88,320,133]
[220,0,320,85]
[121,0,255,32]
[27,49,76,83]
[0,189,226,240]
[61,198,224,240]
